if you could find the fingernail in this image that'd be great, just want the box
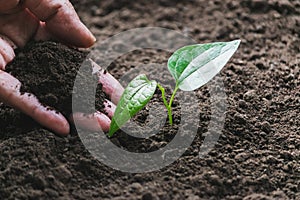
[89,31,96,44]
[91,34,97,43]
[0,56,6,70]
[96,113,110,132]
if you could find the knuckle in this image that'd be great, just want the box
[24,0,62,22]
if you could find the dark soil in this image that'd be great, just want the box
[0,0,299,199]
[6,41,107,116]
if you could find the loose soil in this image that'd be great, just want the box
[6,41,107,117]
[0,0,299,199]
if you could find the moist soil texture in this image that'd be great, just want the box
[6,41,107,117]
[0,0,299,199]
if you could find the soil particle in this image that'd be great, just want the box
[142,192,155,200]
[244,0,296,14]
[234,113,247,125]
[243,90,257,102]
[243,193,272,200]
[260,121,272,133]
[44,188,59,198]
[53,165,73,182]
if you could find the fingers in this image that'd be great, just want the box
[103,100,116,119]
[0,9,39,47]
[24,0,96,48]
[0,70,70,136]
[71,60,121,133]
[98,71,124,105]
[0,0,95,48]
[90,60,124,105]
[70,99,116,132]
[71,112,111,132]
[0,36,16,70]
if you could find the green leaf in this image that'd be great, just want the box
[168,40,241,91]
[108,74,157,137]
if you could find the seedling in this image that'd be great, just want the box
[109,40,241,137]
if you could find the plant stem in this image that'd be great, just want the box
[157,83,179,125]
[157,84,169,109]
[167,85,179,125]
[169,85,179,108]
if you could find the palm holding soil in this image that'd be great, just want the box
[0,0,123,135]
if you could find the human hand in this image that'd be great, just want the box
[0,0,124,136]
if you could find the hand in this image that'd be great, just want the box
[0,0,124,136]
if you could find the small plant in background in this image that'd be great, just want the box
[109,40,241,137]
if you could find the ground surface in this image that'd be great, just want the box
[0,0,299,199]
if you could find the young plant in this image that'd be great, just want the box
[108,40,241,137]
